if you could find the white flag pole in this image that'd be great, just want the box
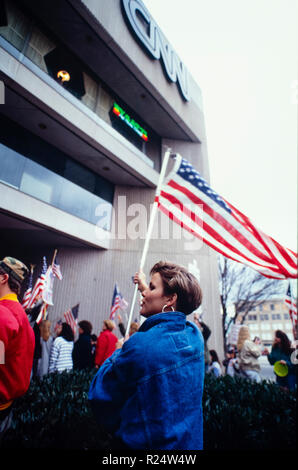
[125,148,172,337]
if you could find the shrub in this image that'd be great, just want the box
[203,374,296,450]
[1,370,296,450]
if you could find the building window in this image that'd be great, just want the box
[0,116,114,229]
[270,304,275,311]
[260,314,269,321]
[248,315,257,321]
[272,314,281,320]
[284,313,290,320]
[0,0,161,165]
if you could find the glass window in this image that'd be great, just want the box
[64,159,96,194]
[248,315,257,321]
[284,313,290,319]
[0,118,114,229]
[260,314,269,321]
[59,179,93,224]
[0,143,26,188]
[0,0,31,52]
[272,314,281,320]
[20,159,62,206]
[270,304,275,310]
[0,0,161,165]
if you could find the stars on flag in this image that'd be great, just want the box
[178,158,232,213]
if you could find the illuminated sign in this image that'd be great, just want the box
[112,102,148,141]
[122,0,189,101]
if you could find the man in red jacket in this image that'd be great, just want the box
[95,319,118,368]
[0,257,35,439]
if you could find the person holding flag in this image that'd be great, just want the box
[26,256,47,311]
[89,260,204,450]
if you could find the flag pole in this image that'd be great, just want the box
[51,249,58,267]
[125,148,172,337]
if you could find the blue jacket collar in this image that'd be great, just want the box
[139,311,186,332]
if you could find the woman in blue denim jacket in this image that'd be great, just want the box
[89,261,205,450]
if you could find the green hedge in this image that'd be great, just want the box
[1,369,296,450]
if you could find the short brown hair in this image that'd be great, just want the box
[150,261,202,315]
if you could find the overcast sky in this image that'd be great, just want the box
[144,0,297,254]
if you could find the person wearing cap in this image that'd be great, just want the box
[0,257,35,439]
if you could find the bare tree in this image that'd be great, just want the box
[218,255,286,352]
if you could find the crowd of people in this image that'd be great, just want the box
[0,255,296,450]
[30,314,140,378]
[202,323,297,392]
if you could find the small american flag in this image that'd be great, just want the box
[157,155,297,280]
[52,256,63,280]
[285,284,297,340]
[21,266,34,310]
[36,302,48,325]
[64,304,79,335]
[110,284,128,320]
[27,257,47,310]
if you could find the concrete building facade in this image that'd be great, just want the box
[0,0,223,353]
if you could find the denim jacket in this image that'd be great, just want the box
[88,312,204,450]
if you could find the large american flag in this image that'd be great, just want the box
[21,266,34,310]
[157,155,297,279]
[26,257,48,310]
[64,304,79,335]
[285,284,297,339]
[110,284,128,320]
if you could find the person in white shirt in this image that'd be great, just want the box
[49,322,74,373]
